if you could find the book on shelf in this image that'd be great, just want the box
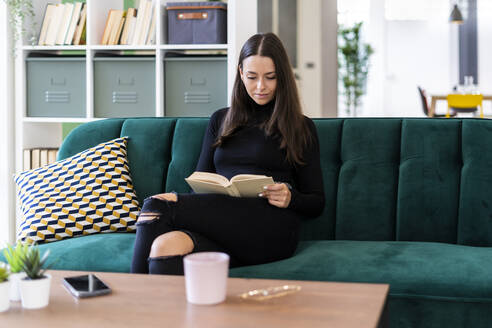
[40,149,48,167]
[30,148,41,170]
[38,4,56,46]
[23,148,59,171]
[120,8,137,45]
[73,3,87,45]
[113,15,126,45]
[132,0,155,45]
[146,6,157,45]
[101,9,115,45]
[23,149,31,171]
[55,3,74,45]
[48,149,58,164]
[131,0,146,45]
[126,14,138,45]
[185,172,274,198]
[108,10,125,45]
[138,1,153,45]
[64,2,84,45]
[101,9,125,45]
[44,3,65,46]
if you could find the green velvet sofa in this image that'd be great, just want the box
[7,117,492,327]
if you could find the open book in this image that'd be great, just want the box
[185,172,274,197]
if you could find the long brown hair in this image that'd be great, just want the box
[214,33,313,165]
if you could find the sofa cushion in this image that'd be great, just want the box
[458,120,492,246]
[166,119,210,193]
[230,240,492,301]
[57,119,125,160]
[120,118,176,203]
[41,233,135,273]
[15,137,139,244]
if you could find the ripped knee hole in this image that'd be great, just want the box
[137,213,160,223]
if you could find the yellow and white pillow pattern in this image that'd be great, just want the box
[15,137,140,244]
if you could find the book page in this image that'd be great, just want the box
[187,171,231,186]
[230,174,269,182]
[185,178,238,197]
[231,176,274,198]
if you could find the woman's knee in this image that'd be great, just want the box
[151,193,178,202]
[137,193,178,223]
[136,212,160,223]
[149,231,194,257]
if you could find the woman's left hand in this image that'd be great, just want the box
[259,183,291,208]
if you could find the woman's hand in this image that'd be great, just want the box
[259,183,291,208]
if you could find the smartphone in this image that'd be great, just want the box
[63,274,112,298]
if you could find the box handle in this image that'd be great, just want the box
[190,78,206,86]
[113,91,138,104]
[45,91,70,103]
[177,12,208,20]
[50,77,66,86]
[184,92,210,104]
[118,77,135,86]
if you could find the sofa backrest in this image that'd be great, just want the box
[59,117,492,247]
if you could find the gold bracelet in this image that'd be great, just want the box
[238,285,301,301]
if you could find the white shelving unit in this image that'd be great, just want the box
[14,0,258,175]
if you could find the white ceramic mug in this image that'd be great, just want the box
[183,252,230,305]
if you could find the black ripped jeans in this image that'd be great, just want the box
[130,193,300,275]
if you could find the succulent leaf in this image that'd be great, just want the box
[0,263,9,282]
[3,242,29,273]
[21,244,51,280]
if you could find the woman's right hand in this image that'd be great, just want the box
[259,183,291,208]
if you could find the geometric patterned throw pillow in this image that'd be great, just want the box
[14,137,140,244]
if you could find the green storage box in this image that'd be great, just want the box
[164,56,227,117]
[93,57,156,118]
[26,57,86,118]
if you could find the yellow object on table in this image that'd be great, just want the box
[446,94,483,118]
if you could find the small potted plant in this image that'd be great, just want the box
[0,263,10,312]
[3,242,29,301]
[18,245,52,309]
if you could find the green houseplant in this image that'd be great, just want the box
[338,22,374,117]
[0,264,10,312]
[18,245,52,309]
[3,242,29,301]
[3,0,36,54]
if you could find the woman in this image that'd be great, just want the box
[131,33,325,275]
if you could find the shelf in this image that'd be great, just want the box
[90,45,157,50]
[15,0,258,178]
[22,45,87,51]
[160,44,228,50]
[23,117,103,123]
[22,44,229,51]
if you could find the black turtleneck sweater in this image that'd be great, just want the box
[196,102,325,218]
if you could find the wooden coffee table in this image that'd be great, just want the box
[2,270,389,328]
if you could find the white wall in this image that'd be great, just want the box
[382,20,455,116]
[478,0,492,113]
[0,1,16,245]
[321,0,338,117]
[345,0,459,117]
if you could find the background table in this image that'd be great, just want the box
[429,94,492,117]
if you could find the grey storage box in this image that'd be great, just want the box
[26,57,86,117]
[167,2,227,44]
[93,57,155,118]
[164,56,227,117]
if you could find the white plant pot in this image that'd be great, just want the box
[19,274,52,309]
[0,280,10,312]
[9,272,26,301]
